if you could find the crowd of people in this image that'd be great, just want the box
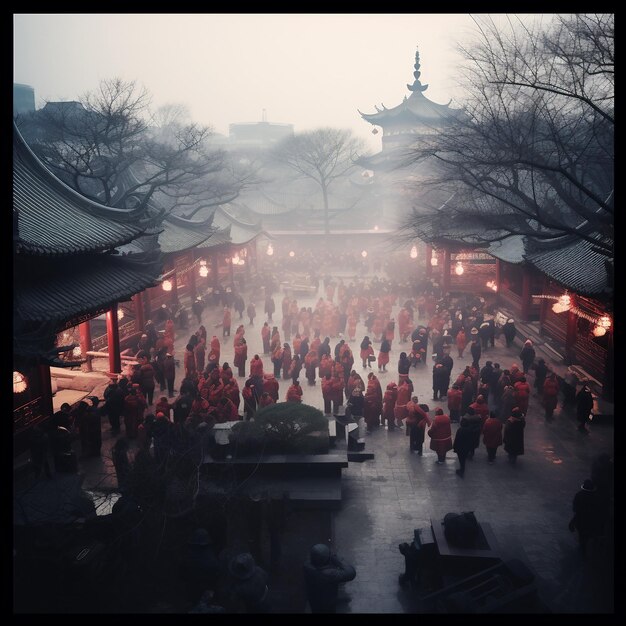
[35,272,601,475]
[28,268,610,612]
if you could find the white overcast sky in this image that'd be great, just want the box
[13,13,542,152]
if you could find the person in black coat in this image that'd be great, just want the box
[533,358,548,394]
[432,363,449,401]
[104,378,125,435]
[502,319,517,348]
[503,407,526,463]
[397,352,411,381]
[440,353,453,388]
[303,543,356,614]
[180,528,220,604]
[519,340,536,374]
[318,337,331,359]
[460,406,482,460]
[222,552,270,613]
[569,479,606,556]
[453,417,476,478]
[575,385,594,434]
[470,334,482,368]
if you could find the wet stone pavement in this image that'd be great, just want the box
[30,280,614,613]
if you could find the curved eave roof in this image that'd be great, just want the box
[195,226,233,250]
[15,252,164,323]
[486,236,527,264]
[13,124,148,256]
[359,90,458,125]
[211,206,265,245]
[158,213,216,254]
[411,214,502,247]
[524,237,610,296]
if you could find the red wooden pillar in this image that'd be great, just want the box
[425,244,432,279]
[188,253,197,301]
[442,248,451,293]
[143,288,152,324]
[538,275,549,330]
[78,321,93,372]
[520,267,532,321]
[495,259,501,304]
[170,271,179,306]
[212,255,219,288]
[106,304,122,374]
[564,297,578,365]
[228,256,235,285]
[245,245,252,281]
[133,293,145,333]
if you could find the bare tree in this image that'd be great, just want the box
[270,128,367,234]
[402,14,614,257]
[17,78,247,215]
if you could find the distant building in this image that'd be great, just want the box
[229,120,294,147]
[13,83,35,116]
[358,47,461,152]
[356,47,462,227]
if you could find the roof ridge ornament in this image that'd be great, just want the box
[407,46,428,93]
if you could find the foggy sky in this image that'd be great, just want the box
[14,13,538,152]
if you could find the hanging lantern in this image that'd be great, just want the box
[199,259,207,266]
[410,245,418,259]
[592,325,607,337]
[232,255,240,265]
[558,293,571,311]
[361,250,368,258]
[73,345,82,357]
[598,315,611,329]
[162,279,173,292]
[289,250,295,258]
[199,265,209,277]
[238,258,245,266]
[455,262,464,276]
[117,308,124,321]
[552,302,566,314]
[266,243,274,256]
[13,371,27,394]
[430,251,438,266]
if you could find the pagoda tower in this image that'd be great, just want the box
[359,47,460,152]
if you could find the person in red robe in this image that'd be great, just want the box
[364,372,383,433]
[286,380,303,403]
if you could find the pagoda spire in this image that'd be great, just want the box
[407,46,428,93]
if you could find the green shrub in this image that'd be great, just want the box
[229,402,329,456]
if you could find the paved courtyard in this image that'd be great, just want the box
[16,279,613,613]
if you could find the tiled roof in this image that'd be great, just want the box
[158,213,216,254]
[359,89,461,125]
[487,236,527,264]
[13,125,148,256]
[523,236,610,296]
[15,251,164,323]
[195,226,233,250]
[209,206,264,245]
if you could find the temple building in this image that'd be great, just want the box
[13,122,164,453]
[357,47,464,230]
